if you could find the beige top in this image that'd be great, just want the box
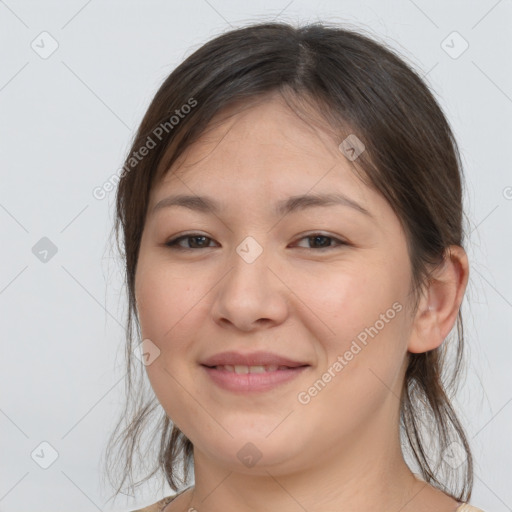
[130,492,486,512]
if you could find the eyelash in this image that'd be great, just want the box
[164,232,349,251]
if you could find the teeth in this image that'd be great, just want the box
[216,364,283,373]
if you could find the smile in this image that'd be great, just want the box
[201,364,309,393]
[211,364,294,373]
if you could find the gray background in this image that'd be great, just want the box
[1,0,511,511]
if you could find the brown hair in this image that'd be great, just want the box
[104,20,473,503]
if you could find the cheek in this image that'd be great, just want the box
[135,273,170,341]
[299,263,382,331]
[305,260,408,363]
[297,267,409,428]
[136,260,193,340]
[135,265,205,420]
[135,260,216,374]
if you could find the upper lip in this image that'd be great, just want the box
[200,351,309,368]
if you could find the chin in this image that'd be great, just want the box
[194,431,305,473]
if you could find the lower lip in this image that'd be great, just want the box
[201,365,309,393]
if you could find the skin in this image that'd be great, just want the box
[134,92,469,512]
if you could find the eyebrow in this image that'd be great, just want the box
[151,192,373,218]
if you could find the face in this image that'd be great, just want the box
[134,94,415,475]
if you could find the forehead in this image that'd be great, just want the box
[149,95,393,229]
[184,95,341,164]
[157,97,359,187]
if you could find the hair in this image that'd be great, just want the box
[104,20,473,503]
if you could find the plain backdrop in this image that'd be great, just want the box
[1,1,511,511]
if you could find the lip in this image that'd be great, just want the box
[200,350,308,368]
[200,351,310,393]
[201,365,309,393]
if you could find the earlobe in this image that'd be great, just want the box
[407,245,469,354]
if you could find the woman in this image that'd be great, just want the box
[105,21,486,512]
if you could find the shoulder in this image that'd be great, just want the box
[129,495,175,512]
[456,504,487,512]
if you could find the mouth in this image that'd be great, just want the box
[200,350,309,368]
[203,364,307,373]
[200,362,310,393]
[199,350,311,393]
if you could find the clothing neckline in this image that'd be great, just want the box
[158,490,473,512]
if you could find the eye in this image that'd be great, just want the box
[292,233,348,250]
[164,232,348,251]
[165,233,217,250]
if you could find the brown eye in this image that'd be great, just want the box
[294,233,348,250]
[165,234,216,250]
[164,232,348,251]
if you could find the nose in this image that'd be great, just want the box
[210,239,289,332]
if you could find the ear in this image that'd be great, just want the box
[408,245,469,354]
